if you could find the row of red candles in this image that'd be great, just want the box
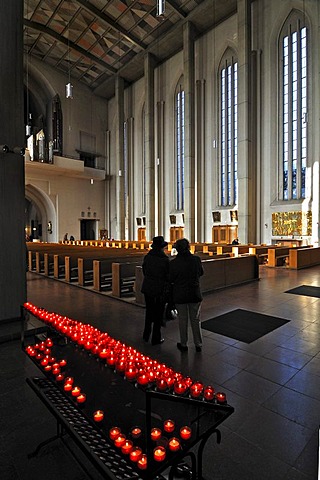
[24,302,227,404]
[25,341,192,470]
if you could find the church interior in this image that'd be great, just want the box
[0,1,319,479]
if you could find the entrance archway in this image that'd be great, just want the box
[25,184,57,242]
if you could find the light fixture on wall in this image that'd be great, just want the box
[156,0,165,17]
[66,82,73,99]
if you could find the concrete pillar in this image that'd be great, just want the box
[237,0,256,243]
[144,53,156,241]
[183,22,196,242]
[0,1,26,321]
[115,75,125,240]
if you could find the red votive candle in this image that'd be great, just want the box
[156,378,168,391]
[174,380,187,395]
[137,453,147,470]
[216,392,227,404]
[125,367,137,381]
[40,357,49,367]
[99,348,108,359]
[166,376,175,389]
[59,359,67,367]
[164,419,175,433]
[52,367,60,375]
[71,386,81,397]
[64,382,73,392]
[131,427,142,439]
[151,428,162,441]
[55,373,64,382]
[190,382,203,398]
[121,440,133,455]
[168,437,181,452]
[76,393,86,404]
[180,426,192,440]
[65,377,74,385]
[93,410,104,422]
[44,365,52,372]
[129,446,142,462]
[114,434,126,448]
[137,373,149,386]
[109,427,121,441]
[154,446,166,462]
[106,355,116,366]
[204,386,215,401]
[148,371,156,383]
[184,376,193,388]
[115,360,126,373]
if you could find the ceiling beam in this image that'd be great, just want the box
[24,19,116,75]
[75,0,147,51]
[165,0,187,19]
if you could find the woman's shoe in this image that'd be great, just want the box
[177,343,188,352]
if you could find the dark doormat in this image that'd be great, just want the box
[201,309,290,343]
[285,285,320,298]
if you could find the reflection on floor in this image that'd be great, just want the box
[0,266,319,480]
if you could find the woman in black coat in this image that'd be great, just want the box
[169,238,204,352]
[141,236,169,345]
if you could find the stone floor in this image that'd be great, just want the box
[0,265,319,480]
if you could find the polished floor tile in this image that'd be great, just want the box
[1,265,319,479]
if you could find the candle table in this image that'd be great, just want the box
[22,304,234,480]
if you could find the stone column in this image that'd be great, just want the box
[237,0,256,243]
[183,22,196,242]
[0,1,26,321]
[144,53,156,241]
[115,75,125,240]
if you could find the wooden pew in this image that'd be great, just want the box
[93,260,112,291]
[134,255,259,304]
[93,255,145,292]
[201,255,259,292]
[35,252,43,273]
[289,247,320,269]
[268,245,311,267]
[78,258,94,286]
[28,250,35,271]
[65,256,79,282]
[112,262,140,298]
[267,247,290,267]
[248,246,270,264]
[43,253,54,276]
[53,254,65,279]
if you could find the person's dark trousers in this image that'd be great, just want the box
[143,294,165,344]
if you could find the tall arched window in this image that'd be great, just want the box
[175,79,185,211]
[279,12,308,200]
[141,105,146,214]
[219,53,238,206]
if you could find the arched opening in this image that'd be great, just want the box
[25,184,57,242]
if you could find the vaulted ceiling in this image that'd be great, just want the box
[24,0,237,99]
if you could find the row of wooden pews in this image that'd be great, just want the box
[27,243,146,298]
[27,241,261,304]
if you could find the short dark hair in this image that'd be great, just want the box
[174,238,190,253]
